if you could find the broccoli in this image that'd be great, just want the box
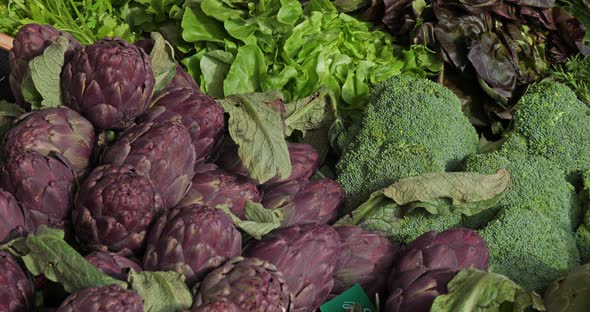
[509,81,590,183]
[552,55,590,107]
[463,141,580,231]
[336,75,479,211]
[479,205,580,291]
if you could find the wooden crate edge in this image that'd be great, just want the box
[0,33,13,51]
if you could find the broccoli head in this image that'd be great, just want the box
[479,205,580,291]
[336,75,478,211]
[463,143,580,231]
[509,81,590,182]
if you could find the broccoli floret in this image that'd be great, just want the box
[336,75,478,211]
[479,205,580,291]
[509,81,590,183]
[463,147,580,231]
[395,209,464,243]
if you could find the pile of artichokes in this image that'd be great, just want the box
[0,23,517,312]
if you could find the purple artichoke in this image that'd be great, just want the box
[9,24,79,110]
[137,88,224,162]
[102,120,196,209]
[217,141,321,186]
[261,179,344,226]
[56,284,142,312]
[84,251,142,281]
[72,165,163,256]
[0,151,75,230]
[0,189,30,243]
[177,163,261,219]
[143,205,242,287]
[3,108,95,178]
[385,228,490,312]
[333,226,401,297]
[244,223,341,312]
[191,301,240,312]
[61,38,154,130]
[0,251,34,312]
[192,257,292,312]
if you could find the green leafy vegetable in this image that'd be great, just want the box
[552,55,590,107]
[218,91,292,184]
[430,268,545,312]
[22,36,70,109]
[1,226,126,294]
[2,0,136,44]
[180,0,441,119]
[0,101,26,142]
[128,270,193,312]
[284,86,337,137]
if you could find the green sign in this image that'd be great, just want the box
[320,284,376,312]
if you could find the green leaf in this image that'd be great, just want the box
[216,202,284,239]
[181,6,226,44]
[1,226,126,294]
[223,44,267,96]
[284,86,337,136]
[382,169,510,216]
[200,50,234,98]
[149,32,178,94]
[430,269,545,312]
[218,91,292,183]
[128,270,193,312]
[22,36,70,110]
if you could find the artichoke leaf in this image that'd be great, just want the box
[149,32,178,94]
[0,226,126,294]
[431,268,545,312]
[218,91,292,184]
[128,270,193,312]
[216,201,284,239]
[383,169,510,216]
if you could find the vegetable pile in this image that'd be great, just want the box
[0,0,589,311]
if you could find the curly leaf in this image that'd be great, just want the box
[149,32,177,94]
[430,268,545,312]
[22,36,70,109]
[128,270,193,312]
[218,91,292,183]
[383,169,510,216]
[1,226,125,294]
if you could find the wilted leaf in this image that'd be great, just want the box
[383,169,510,215]
[284,86,337,136]
[149,32,178,94]
[430,269,545,312]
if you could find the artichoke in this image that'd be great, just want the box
[261,179,344,226]
[143,205,242,287]
[102,120,196,209]
[245,223,341,312]
[84,251,142,281]
[0,251,34,312]
[137,88,224,162]
[217,142,321,186]
[56,284,142,312]
[385,228,490,312]
[177,163,261,219]
[0,189,30,243]
[333,226,401,297]
[0,151,75,230]
[3,108,95,178]
[191,301,240,312]
[61,38,154,130]
[192,257,292,312]
[9,24,79,110]
[72,165,163,256]
[544,262,590,312]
